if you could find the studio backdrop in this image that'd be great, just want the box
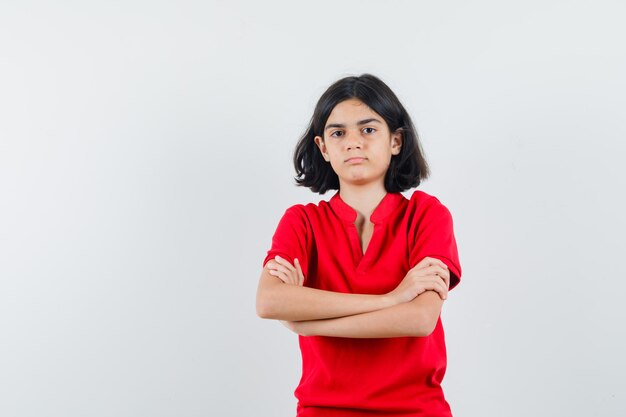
[0,1,624,416]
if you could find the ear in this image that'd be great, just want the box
[391,129,403,155]
[314,136,330,162]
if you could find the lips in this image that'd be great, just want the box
[345,157,367,163]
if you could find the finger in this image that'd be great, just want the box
[430,265,450,286]
[414,258,429,270]
[425,265,450,280]
[275,255,296,272]
[274,255,292,265]
[438,275,450,291]
[435,278,449,299]
[295,258,305,286]
[413,259,433,272]
[412,265,445,279]
[268,269,291,284]
[429,280,447,300]
[424,276,448,300]
[275,257,297,281]
[435,267,450,289]
[409,263,438,277]
[427,258,448,270]
[270,263,295,277]
[418,257,448,271]
[268,265,297,285]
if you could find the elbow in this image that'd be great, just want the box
[256,289,278,319]
[412,311,439,337]
[406,291,443,337]
[256,295,274,319]
[418,319,438,337]
[256,302,275,319]
[256,270,286,319]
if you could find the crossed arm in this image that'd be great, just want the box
[255,256,451,338]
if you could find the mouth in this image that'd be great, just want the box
[345,157,367,164]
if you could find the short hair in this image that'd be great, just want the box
[293,74,430,194]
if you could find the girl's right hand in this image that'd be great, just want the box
[266,256,305,286]
[386,257,450,304]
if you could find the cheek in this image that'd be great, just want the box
[328,160,342,174]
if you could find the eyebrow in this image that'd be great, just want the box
[324,118,382,131]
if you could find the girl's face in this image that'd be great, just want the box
[314,98,402,191]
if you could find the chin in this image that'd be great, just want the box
[345,177,372,186]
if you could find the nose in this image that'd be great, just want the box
[344,129,363,150]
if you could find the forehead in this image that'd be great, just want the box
[326,98,381,124]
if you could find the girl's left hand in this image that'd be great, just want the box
[266,256,305,286]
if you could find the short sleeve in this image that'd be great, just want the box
[408,196,462,291]
[262,205,310,281]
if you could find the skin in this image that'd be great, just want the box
[256,98,451,337]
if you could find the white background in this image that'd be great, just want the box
[1,1,625,416]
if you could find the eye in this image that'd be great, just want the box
[330,130,344,137]
[363,127,376,134]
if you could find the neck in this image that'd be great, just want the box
[339,182,387,221]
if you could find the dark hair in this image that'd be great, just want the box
[293,74,430,194]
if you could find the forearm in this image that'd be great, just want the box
[291,291,444,338]
[256,270,395,321]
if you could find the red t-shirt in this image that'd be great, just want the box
[263,190,462,417]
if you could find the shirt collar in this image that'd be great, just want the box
[329,191,405,225]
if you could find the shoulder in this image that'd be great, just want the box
[406,190,452,218]
[282,203,308,218]
[276,204,309,231]
[282,199,330,218]
[278,198,334,226]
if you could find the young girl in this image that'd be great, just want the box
[256,74,462,417]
